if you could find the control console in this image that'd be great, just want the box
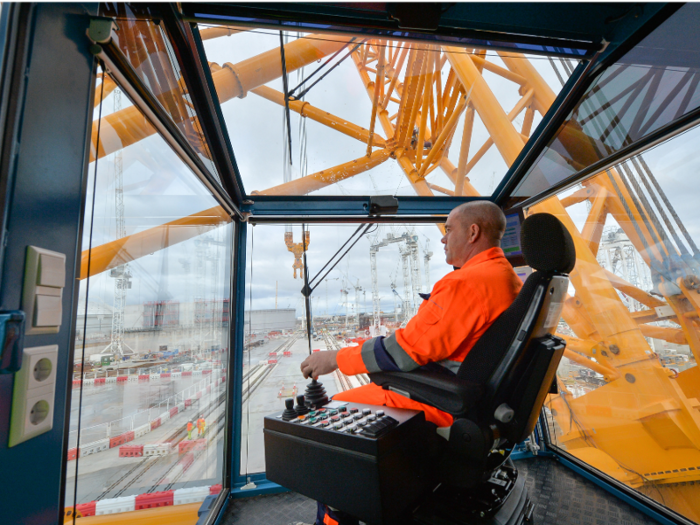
[264,380,434,524]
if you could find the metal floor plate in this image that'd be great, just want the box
[222,458,658,525]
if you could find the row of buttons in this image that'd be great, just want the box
[293,407,390,436]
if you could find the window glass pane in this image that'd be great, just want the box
[515,4,700,199]
[64,68,231,522]
[534,122,700,523]
[241,222,451,474]
[98,3,222,186]
[202,28,573,198]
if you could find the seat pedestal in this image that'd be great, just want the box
[413,464,533,525]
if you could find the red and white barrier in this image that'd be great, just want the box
[144,443,171,457]
[80,438,109,456]
[119,444,144,457]
[75,501,96,517]
[95,495,136,515]
[173,486,210,505]
[134,423,151,438]
[76,484,222,519]
[135,490,173,510]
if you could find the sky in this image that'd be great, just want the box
[79,27,700,324]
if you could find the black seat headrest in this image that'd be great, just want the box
[521,213,576,273]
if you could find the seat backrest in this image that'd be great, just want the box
[456,213,575,443]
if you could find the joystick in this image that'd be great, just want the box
[304,379,329,408]
[282,398,298,421]
[295,394,310,416]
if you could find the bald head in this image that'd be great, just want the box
[441,201,507,267]
[453,201,506,246]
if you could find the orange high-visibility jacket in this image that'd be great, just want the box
[187,422,193,432]
[197,418,204,429]
[334,247,522,426]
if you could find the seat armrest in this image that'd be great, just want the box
[369,370,483,417]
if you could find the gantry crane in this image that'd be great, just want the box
[83,20,700,521]
[370,232,421,330]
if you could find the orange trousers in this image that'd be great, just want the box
[333,383,453,427]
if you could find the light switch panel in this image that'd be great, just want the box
[35,295,62,326]
[22,246,66,335]
[38,253,65,287]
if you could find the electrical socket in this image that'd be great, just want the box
[8,345,58,447]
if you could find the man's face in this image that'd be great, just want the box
[441,210,471,266]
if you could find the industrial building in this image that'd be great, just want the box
[243,308,296,334]
[1,3,700,525]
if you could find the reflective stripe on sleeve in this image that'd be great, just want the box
[384,333,421,372]
[360,337,381,373]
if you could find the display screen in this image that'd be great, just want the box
[502,212,523,257]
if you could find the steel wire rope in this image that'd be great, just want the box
[628,157,690,258]
[605,170,653,255]
[564,52,670,276]
[635,155,700,256]
[290,40,364,101]
[279,31,294,165]
[617,161,676,260]
[287,37,356,96]
[302,223,313,355]
[71,65,106,525]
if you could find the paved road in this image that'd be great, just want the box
[240,335,339,474]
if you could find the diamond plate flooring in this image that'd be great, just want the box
[222,457,659,525]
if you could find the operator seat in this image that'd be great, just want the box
[370,212,575,522]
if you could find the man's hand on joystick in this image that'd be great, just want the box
[300,350,340,379]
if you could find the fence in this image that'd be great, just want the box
[68,376,216,449]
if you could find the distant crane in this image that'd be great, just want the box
[423,243,433,293]
[107,87,133,358]
[369,232,422,332]
[390,282,402,323]
[339,269,364,329]
[339,284,350,330]
[194,234,226,356]
[351,279,363,328]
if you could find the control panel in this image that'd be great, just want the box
[264,379,433,524]
[281,397,398,438]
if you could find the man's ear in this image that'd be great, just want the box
[469,223,480,243]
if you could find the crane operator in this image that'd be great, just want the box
[300,201,523,428]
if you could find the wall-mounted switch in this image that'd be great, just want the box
[8,345,58,447]
[22,246,66,334]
